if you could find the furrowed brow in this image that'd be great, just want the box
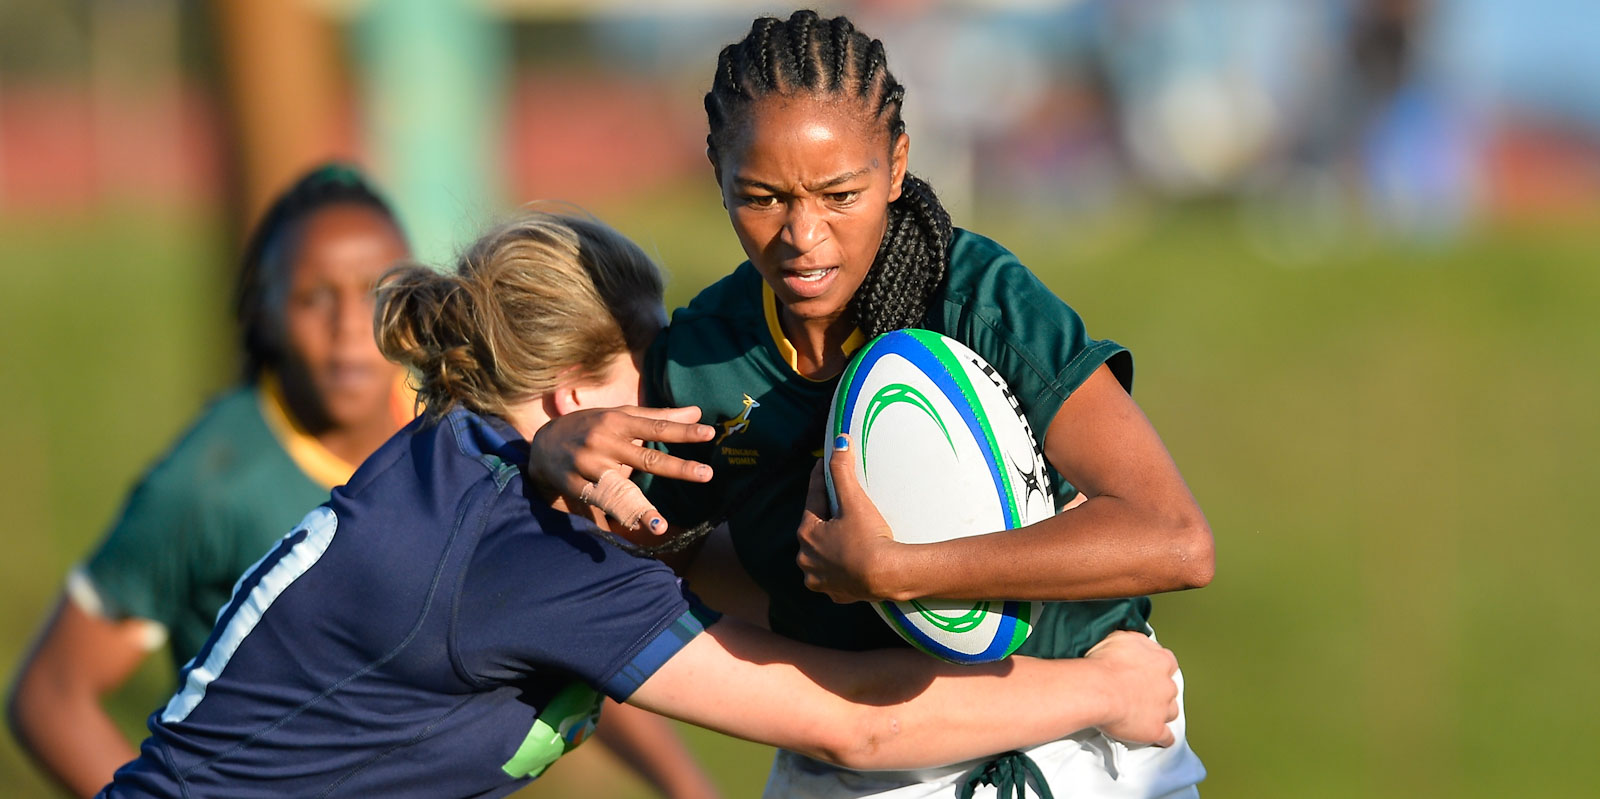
[732,168,872,195]
[732,177,784,193]
[805,168,870,192]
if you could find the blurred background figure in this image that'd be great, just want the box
[1,1,1596,797]
[6,163,416,797]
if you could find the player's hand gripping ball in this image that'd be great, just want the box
[824,330,1052,664]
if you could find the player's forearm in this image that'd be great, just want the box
[629,620,1121,771]
[823,653,1119,770]
[883,496,1213,602]
[8,675,138,797]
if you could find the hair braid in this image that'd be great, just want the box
[790,10,816,89]
[852,175,952,337]
[705,11,953,338]
[755,17,781,91]
[827,16,852,91]
[881,84,908,137]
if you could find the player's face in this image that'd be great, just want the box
[281,204,409,431]
[715,95,908,326]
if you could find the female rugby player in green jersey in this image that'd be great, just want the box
[7,164,414,798]
[7,168,714,799]
[98,211,1181,799]
[529,11,1215,798]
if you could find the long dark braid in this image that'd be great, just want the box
[705,10,952,338]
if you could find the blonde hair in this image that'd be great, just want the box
[375,212,664,421]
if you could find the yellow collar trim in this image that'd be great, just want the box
[761,282,867,383]
[257,373,359,490]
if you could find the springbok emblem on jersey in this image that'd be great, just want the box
[715,394,760,445]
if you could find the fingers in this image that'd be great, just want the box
[1085,630,1185,748]
[802,459,829,521]
[609,406,717,447]
[619,405,705,424]
[562,408,712,486]
[826,434,866,512]
[795,462,848,604]
[539,407,716,534]
[1156,664,1180,747]
[584,468,664,533]
[604,439,714,484]
[1149,656,1179,748]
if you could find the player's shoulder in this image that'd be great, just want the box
[948,227,1021,269]
[444,412,667,578]
[130,385,279,498]
[934,228,1072,334]
[941,227,1046,304]
[172,384,273,449]
[438,407,527,484]
[343,407,523,507]
[320,410,530,593]
[90,385,297,577]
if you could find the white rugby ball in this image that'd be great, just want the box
[824,329,1053,664]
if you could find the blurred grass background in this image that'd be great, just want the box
[6,1,1600,796]
[3,190,1596,797]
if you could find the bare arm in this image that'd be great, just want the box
[593,699,721,799]
[627,620,1178,771]
[7,593,159,797]
[798,365,1214,603]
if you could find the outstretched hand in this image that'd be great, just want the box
[1084,631,1180,748]
[527,405,715,533]
[795,435,902,604]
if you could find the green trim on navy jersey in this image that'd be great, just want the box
[645,228,1147,659]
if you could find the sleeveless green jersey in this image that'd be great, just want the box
[644,228,1148,659]
[79,380,356,667]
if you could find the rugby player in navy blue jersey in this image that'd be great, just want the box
[8,166,717,799]
[96,212,1180,799]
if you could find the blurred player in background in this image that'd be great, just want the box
[5,163,415,796]
[530,11,1213,798]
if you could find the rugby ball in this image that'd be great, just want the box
[824,329,1052,664]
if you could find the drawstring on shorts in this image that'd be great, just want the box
[958,750,1054,799]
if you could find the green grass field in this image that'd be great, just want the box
[2,192,1596,797]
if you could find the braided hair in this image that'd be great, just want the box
[235,163,405,380]
[704,10,953,338]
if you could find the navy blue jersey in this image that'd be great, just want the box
[101,408,709,799]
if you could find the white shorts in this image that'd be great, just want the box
[762,638,1205,799]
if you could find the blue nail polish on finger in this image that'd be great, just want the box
[833,434,849,451]
[649,518,663,532]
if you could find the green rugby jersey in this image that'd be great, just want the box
[644,228,1149,659]
[79,378,358,668]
